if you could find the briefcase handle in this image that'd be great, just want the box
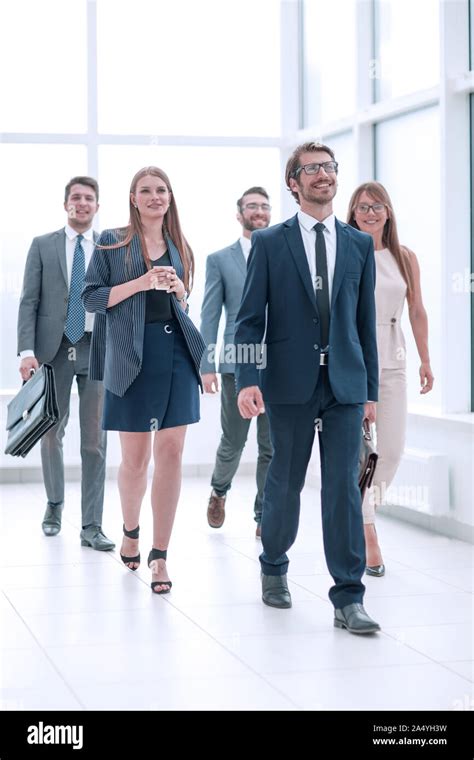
[362,418,373,440]
[22,367,36,387]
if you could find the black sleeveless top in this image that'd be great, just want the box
[145,250,173,323]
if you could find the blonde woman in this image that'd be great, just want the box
[83,167,205,593]
[347,182,434,576]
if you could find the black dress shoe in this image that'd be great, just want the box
[334,603,380,634]
[261,573,292,608]
[80,526,115,551]
[41,502,63,536]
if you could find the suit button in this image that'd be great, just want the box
[313,318,319,324]
[391,318,396,323]
[314,344,319,350]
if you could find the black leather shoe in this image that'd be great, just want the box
[261,573,292,608]
[42,502,63,536]
[334,603,380,634]
[80,526,115,552]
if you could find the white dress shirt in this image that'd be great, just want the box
[239,235,252,261]
[297,211,374,402]
[297,210,337,306]
[19,225,95,359]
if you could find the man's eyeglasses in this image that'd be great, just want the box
[294,161,338,178]
[355,203,385,214]
[242,203,272,212]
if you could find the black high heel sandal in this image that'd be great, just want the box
[148,548,172,594]
[120,525,140,570]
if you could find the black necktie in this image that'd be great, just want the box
[314,222,330,351]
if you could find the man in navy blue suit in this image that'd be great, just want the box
[235,142,381,634]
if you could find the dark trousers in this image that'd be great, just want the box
[211,373,273,523]
[260,368,365,609]
[40,334,107,527]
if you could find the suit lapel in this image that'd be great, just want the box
[127,235,146,356]
[166,237,184,281]
[230,241,246,277]
[129,234,147,278]
[284,216,317,312]
[54,229,68,286]
[56,229,99,286]
[331,219,349,311]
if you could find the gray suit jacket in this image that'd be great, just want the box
[83,230,206,397]
[17,228,102,364]
[200,240,247,374]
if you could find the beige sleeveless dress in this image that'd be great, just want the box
[363,248,409,522]
[374,248,407,370]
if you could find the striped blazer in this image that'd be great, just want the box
[82,229,205,397]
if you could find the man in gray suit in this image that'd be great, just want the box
[17,177,114,551]
[200,187,273,536]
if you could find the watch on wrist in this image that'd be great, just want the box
[176,291,188,303]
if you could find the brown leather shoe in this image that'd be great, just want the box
[207,490,226,528]
[255,523,261,538]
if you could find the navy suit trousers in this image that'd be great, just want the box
[260,368,366,609]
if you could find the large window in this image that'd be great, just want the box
[471,94,474,411]
[0,0,281,393]
[471,0,474,69]
[375,107,441,411]
[97,0,280,136]
[302,0,356,125]
[322,132,356,220]
[374,0,440,101]
[0,145,87,390]
[0,1,87,132]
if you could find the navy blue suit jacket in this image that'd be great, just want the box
[234,215,378,405]
[82,230,205,397]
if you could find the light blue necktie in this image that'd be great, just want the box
[64,233,86,344]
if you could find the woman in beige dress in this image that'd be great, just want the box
[347,182,434,575]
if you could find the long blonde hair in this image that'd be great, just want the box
[347,181,414,300]
[101,166,194,292]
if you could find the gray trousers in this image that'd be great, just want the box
[40,333,107,527]
[211,373,273,523]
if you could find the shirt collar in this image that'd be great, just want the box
[239,235,252,255]
[297,209,336,234]
[65,224,94,241]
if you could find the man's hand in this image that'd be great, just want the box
[237,386,265,419]
[202,372,219,393]
[19,357,39,382]
[363,401,376,424]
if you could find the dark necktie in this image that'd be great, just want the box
[64,233,86,344]
[314,222,330,351]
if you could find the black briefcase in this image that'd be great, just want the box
[358,419,378,499]
[4,364,59,457]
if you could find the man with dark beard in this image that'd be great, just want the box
[200,187,273,536]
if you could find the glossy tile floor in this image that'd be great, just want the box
[0,476,472,711]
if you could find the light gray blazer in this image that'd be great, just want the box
[17,228,102,364]
[200,240,248,374]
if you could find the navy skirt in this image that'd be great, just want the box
[103,319,200,432]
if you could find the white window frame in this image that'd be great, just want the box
[282,0,474,414]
